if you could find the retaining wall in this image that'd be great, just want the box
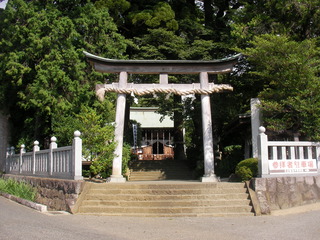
[252,176,320,214]
[3,174,84,212]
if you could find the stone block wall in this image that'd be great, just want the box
[252,176,320,214]
[3,174,84,212]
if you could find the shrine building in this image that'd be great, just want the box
[130,107,174,161]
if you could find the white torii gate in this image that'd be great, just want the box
[84,51,241,182]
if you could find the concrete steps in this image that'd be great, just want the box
[75,182,254,217]
[128,160,194,181]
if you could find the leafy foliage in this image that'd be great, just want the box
[0,0,126,147]
[54,105,116,177]
[231,0,320,43]
[242,34,320,140]
[235,158,258,181]
[0,178,37,201]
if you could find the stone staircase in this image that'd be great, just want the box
[128,160,194,181]
[74,182,255,217]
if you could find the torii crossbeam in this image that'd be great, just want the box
[85,51,241,182]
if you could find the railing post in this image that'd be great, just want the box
[9,146,14,172]
[49,136,57,176]
[258,126,269,177]
[33,141,40,175]
[5,147,10,173]
[317,144,320,174]
[72,130,83,180]
[19,144,25,174]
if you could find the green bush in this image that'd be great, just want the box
[0,178,37,201]
[235,158,258,181]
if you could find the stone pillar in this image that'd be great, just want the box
[251,98,261,158]
[49,136,57,176]
[257,126,269,177]
[159,73,168,84]
[72,130,83,180]
[108,72,127,183]
[200,72,218,182]
[19,144,25,174]
[32,140,40,175]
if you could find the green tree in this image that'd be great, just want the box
[0,0,127,147]
[77,106,116,177]
[231,0,320,45]
[242,34,320,140]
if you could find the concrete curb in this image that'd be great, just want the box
[0,192,47,212]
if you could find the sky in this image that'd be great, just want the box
[0,0,8,10]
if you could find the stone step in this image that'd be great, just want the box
[86,187,247,195]
[78,205,253,214]
[129,171,191,176]
[81,199,251,207]
[130,172,191,180]
[77,212,254,217]
[87,182,245,190]
[129,160,194,181]
[75,182,254,217]
[129,171,162,174]
[129,176,166,181]
[129,160,188,166]
[130,168,192,172]
[84,193,250,201]
[128,175,193,181]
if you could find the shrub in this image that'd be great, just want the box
[235,158,258,181]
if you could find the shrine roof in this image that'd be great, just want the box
[84,51,241,74]
[130,107,173,128]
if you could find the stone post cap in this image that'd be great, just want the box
[74,130,81,137]
[51,136,57,142]
[259,126,266,134]
[34,140,39,145]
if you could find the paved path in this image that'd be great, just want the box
[1,196,320,240]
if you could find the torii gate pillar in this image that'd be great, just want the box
[200,72,218,182]
[108,72,127,182]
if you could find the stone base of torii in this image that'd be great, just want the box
[84,51,241,182]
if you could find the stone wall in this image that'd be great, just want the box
[252,176,320,214]
[3,174,85,212]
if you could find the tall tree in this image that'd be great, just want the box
[241,34,320,140]
[231,0,320,45]
[0,0,127,147]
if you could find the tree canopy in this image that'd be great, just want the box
[0,0,126,147]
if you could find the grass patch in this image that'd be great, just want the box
[0,178,37,202]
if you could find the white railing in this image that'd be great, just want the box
[258,126,320,177]
[5,131,83,180]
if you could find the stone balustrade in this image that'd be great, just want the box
[258,126,320,177]
[5,131,83,180]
